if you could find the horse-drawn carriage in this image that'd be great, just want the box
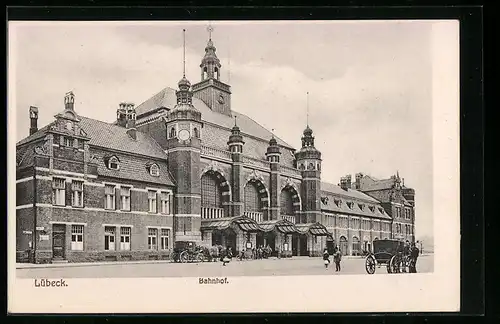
[169,241,206,263]
[365,239,410,274]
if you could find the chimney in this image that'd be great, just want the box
[355,172,363,190]
[29,106,39,136]
[340,176,348,191]
[345,174,352,189]
[64,91,75,111]
[126,103,137,140]
[117,102,127,127]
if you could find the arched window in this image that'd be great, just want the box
[352,236,360,255]
[280,189,294,215]
[201,173,222,208]
[193,127,199,138]
[149,163,159,177]
[169,127,176,139]
[108,156,120,170]
[214,67,219,80]
[307,162,314,170]
[203,67,208,80]
[299,163,305,170]
[339,236,348,256]
[244,181,261,212]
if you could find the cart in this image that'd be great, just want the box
[169,241,205,263]
[365,239,410,274]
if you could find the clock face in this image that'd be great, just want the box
[218,94,225,104]
[178,129,191,141]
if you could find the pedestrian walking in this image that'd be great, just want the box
[322,248,330,269]
[409,242,420,273]
[334,246,342,272]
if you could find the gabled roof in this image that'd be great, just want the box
[17,115,168,160]
[135,87,294,150]
[321,181,379,203]
[78,117,167,160]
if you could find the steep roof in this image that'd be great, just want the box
[17,116,168,160]
[321,181,379,203]
[78,117,167,160]
[135,87,294,150]
[359,174,396,191]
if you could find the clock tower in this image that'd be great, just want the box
[192,27,232,116]
[165,30,204,243]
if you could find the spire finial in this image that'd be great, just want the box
[207,24,214,40]
[306,91,310,127]
[182,29,186,77]
[234,115,237,126]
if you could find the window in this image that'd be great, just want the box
[193,127,199,138]
[368,206,375,213]
[346,202,354,209]
[104,226,116,251]
[352,237,361,253]
[160,192,170,214]
[334,199,342,208]
[71,180,84,207]
[52,178,66,206]
[396,207,402,218]
[176,217,192,234]
[105,185,116,210]
[71,225,84,251]
[169,127,176,139]
[160,229,170,250]
[64,137,72,147]
[73,138,79,148]
[280,189,294,215]
[148,228,158,250]
[358,204,365,210]
[120,186,131,211]
[149,164,160,177]
[120,227,131,251]
[405,208,411,220]
[148,190,157,213]
[245,181,261,212]
[108,156,120,170]
[201,173,222,208]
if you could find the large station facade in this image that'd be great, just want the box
[15,33,416,263]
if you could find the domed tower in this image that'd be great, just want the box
[165,29,204,243]
[192,26,232,116]
[266,135,282,221]
[227,117,245,217]
[295,125,322,224]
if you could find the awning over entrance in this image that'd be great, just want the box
[258,219,298,234]
[295,223,332,236]
[200,216,261,233]
[234,217,261,232]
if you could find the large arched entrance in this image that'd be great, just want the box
[339,236,348,256]
[243,178,269,222]
[280,182,301,223]
[201,169,231,219]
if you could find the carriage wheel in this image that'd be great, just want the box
[196,253,205,263]
[401,257,409,273]
[389,255,400,273]
[169,251,177,263]
[179,251,189,263]
[365,255,376,274]
[386,262,392,273]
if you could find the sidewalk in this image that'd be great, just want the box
[16,255,367,269]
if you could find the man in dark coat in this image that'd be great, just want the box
[409,243,420,273]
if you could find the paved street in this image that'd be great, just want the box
[16,254,433,279]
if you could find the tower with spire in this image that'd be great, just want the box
[295,93,322,224]
[192,25,232,116]
[165,29,204,243]
[266,132,282,221]
[227,116,246,217]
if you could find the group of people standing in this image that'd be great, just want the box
[323,246,343,272]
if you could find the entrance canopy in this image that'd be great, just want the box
[201,216,261,233]
[295,222,332,236]
[258,219,298,234]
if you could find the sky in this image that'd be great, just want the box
[10,21,436,238]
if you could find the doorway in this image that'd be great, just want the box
[52,224,66,260]
[292,235,298,256]
[326,239,336,255]
[298,235,308,256]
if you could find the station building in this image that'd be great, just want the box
[15,34,416,263]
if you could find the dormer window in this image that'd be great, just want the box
[334,199,341,207]
[346,202,354,209]
[378,207,385,214]
[149,163,160,177]
[107,156,120,170]
[358,204,365,210]
[368,206,375,213]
